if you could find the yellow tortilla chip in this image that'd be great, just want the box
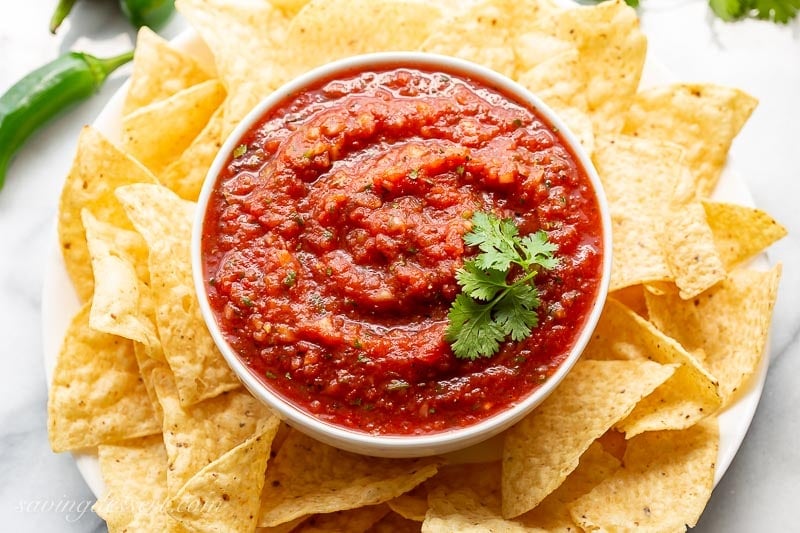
[592,135,681,290]
[368,512,421,533]
[177,0,290,135]
[661,201,726,299]
[501,359,676,518]
[296,505,390,533]
[584,298,720,435]
[551,0,647,134]
[58,126,158,301]
[645,266,781,405]
[516,49,588,114]
[122,79,226,176]
[569,419,719,532]
[623,84,758,197]
[169,417,282,532]
[519,442,620,531]
[152,367,274,495]
[133,341,168,425]
[48,303,159,453]
[388,485,428,522]
[82,210,159,349]
[420,0,516,77]
[285,0,442,77]
[703,200,788,269]
[116,183,240,405]
[258,430,440,527]
[549,105,594,157]
[123,26,211,116]
[268,0,311,16]
[609,285,646,317]
[160,105,225,201]
[94,435,185,532]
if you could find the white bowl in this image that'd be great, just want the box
[192,52,612,458]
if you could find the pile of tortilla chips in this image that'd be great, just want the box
[47,0,786,531]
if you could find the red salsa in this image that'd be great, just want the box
[201,66,603,435]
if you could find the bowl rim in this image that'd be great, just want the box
[191,51,612,457]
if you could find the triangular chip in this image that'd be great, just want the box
[168,417,282,532]
[501,359,676,517]
[152,367,275,495]
[296,505,391,533]
[48,303,160,453]
[388,485,428,522]
[645,266,781,405]
[258,430,440,527]
[122,79,226,176]
[116,183,240,405]
[623,83,758,197]
[569,419,719,532]
[94,435,185,532]
[369,512,422,532]
[124,26,212,115]
[703,200,787,270]
[58,126,158,301]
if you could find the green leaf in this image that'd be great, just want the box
[446,294,505,360]
[494,284,540,341]
[709,0,747,20]
[751,0,800,22]
[519,231,559,270]
[456,261,508,301]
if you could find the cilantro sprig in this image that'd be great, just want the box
[446,212,559,360]
[588,0,798,23]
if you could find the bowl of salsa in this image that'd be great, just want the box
[192,52,611,457]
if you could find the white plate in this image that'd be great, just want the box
[42,29,770,499]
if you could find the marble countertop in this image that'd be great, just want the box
[1,1,797,531]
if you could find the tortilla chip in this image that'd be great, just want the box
[48,303,159,453]
[160,105,225,201]
[152,367,275,495]
[516,49,588,114]
[285,0,442,77]
[122,79,226,176]
[133,341,168,425]
[124,26,212,116]
[94,435,185,532]
[592,135,683,290]
[116,183,240,405]
[169,417,282,532]
[661,201,726,299]
[420,0,516,77]
[257,516,310,533]
[368,512,422,533]
[501,359,676,518]
[703,200,787,269]
[550,105,595,157]
[609,285,646,317]
[258,430,440,527]
[623,84,758,197]
[58,126,158,301]
[268,0,311,16]
[388,485,428,522]
[569,419,719,532]
[296,505,391,533]
[82,210,159,349]
[551,0,647,134]
[519,442,620,531]
[177,0,290,134]
[645,266,781,404]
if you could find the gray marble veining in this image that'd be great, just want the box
[1,1,797,531]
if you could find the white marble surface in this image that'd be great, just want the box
[0,1,797,531]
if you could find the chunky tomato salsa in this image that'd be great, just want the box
[201,66,604,435]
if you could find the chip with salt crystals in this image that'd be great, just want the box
[58,126,158,302]
[703,200,788,270]
[122,79,226,176]
[116,183,240,405]
[47,304,160,453]
[583,298,721,437]
[294,504,390,533]
[94,435,184,532]
[160,105,225,201]
[645,266,781,405]
[284,0,443,78]
[516,49,589,117]
[258,430,441,527]
[168,417,282,532]
[82,210,159,349]
[176,0,290,134]
[420,0,517,78]
[502,359,676,518]
[623,83,758,198]
[151,367,275,496]
[123,26,212,116]
[569,418,719,532]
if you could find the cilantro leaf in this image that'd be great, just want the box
[750,0,800,22]
[447,212,559,359]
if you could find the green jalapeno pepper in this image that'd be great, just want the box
[0,50,133,190]
[49,0,175,34]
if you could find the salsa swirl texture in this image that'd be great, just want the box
[201,66,604,435]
